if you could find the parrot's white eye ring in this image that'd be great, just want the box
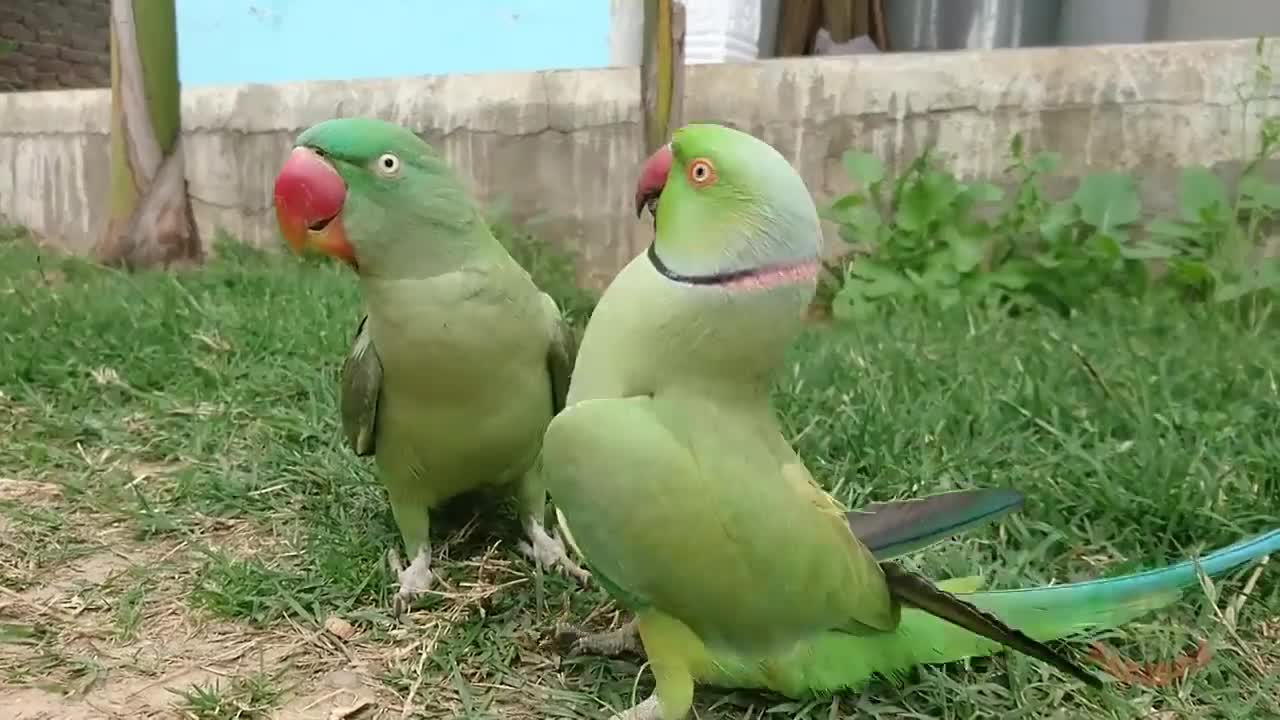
[375,153,401,177]
[687,158,717,187]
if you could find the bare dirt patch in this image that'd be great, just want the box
[0,481,400,719]
[0,479,613,720]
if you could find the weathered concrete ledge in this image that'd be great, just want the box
[1,38,1277,287]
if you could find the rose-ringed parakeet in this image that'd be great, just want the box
[538,123,1280,720]
[272,117,588,607]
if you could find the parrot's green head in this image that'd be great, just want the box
[273,117,484,278]
[634,123,822,288]
[623,124,823,384]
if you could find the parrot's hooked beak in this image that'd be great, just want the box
[273,146,357,268]
[634,143,673,223]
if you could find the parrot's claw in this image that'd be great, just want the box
[554,619,642,658]
[608,695,662,720]
[518,517,593,586]
[387,546,435,615]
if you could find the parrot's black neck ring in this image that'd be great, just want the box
[647,243,819,288]
[647,243,763,286]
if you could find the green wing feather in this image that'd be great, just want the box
[339,314,382,457]
[541,293,577,415]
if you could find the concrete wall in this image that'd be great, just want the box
[1,38,1278,288]
[0,0,109,92]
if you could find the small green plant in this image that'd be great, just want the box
[824,122,1280,321]
[112,583,147,641]
[1014,145,1163,313]
[821,146,1009,317]
[822,136,1160,319]
[1147,118,1280,303]
[172,671,282,720]
[0,223,30,244]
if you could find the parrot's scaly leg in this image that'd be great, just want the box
[514,471,592,585]
[555,618,642,657]
[384,477,437,613]
[387,544,435,615]
[605,611,695,720]
[397,545,435,594]
[517,515,592,585]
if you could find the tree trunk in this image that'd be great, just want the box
[640,0,686,157]
[95,0,201,269]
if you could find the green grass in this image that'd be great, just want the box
[0,227,1276,718]
[171,670,283,720]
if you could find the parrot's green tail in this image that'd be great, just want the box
[698,529,1280,698]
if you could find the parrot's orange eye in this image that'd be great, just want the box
[687,158,717,188]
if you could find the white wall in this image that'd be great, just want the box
[607,0,767,66]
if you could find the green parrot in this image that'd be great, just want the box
[272,117,589,606]
[538,123,1280,720]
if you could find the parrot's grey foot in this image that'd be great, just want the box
[608,695,662,720]
[517,517,592,586]
[387,547,435,615]
[554,618,642,658]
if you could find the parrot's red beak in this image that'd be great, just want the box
[635,143,673,220]
[273,146,356,268]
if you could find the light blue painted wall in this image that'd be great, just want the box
[176,0,611,87]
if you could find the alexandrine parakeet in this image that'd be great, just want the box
[272,117,588,606]
[539,123,1280,720]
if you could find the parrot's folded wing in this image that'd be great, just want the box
[543,395,899,650]
[541,293,577,415]
[847,489,1024,561]
[339,314,383,456]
